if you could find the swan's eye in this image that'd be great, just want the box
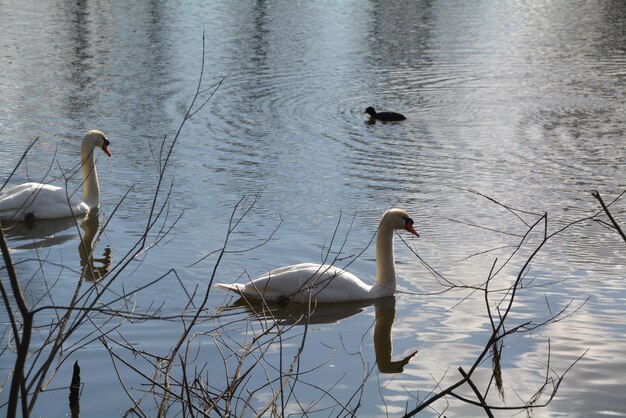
[103,138,110,146]
[403,216,414,226]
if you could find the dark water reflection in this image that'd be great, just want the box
[1,0,625,416]
[1,217,81,249]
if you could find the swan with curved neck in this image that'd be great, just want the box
[216,209,419,303]
[0,130,111,221]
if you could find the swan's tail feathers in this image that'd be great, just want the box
[215,283,244,293]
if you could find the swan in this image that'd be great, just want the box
[0,130,111,221]
[216,208,419,303]
[364,106,406,122]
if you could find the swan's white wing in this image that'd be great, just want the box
[1,182,44,196]
[216,263,373,303]
[0,182,88,221]
[0,183,44,220]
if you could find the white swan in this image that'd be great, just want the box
[216,208,419,303]
[0,130,111,221]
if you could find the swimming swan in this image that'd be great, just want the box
[216,208,419,303]
[0,130,111,221]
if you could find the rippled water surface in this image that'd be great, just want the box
[1,1,625,417]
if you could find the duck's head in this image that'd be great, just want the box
[381,208,419,237]
[84,130,112,157]
[364,107,377,118]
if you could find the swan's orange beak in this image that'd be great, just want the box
[406,223,419,237]
[102,144,112,157]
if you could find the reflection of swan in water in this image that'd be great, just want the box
[373,297,417,373]
[223,296,416,374]
[0,209,110,279]
[78,210,111,281]
[226,297,372,325]
[0,215,86,250]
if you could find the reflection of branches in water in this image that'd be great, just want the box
[490,340,504,401]
[401,190,593,417]
[68,361,80,418]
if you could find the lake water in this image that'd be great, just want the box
[1,0,625,416]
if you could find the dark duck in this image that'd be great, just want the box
[365,106,406,122]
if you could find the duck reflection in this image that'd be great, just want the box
[226,296,416,374]
[78,210,111,281]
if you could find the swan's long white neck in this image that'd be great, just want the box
[372,220,397,297]
[81,139,100,210]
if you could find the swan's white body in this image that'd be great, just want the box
[0,130,111,221]
[216,209,419,303]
